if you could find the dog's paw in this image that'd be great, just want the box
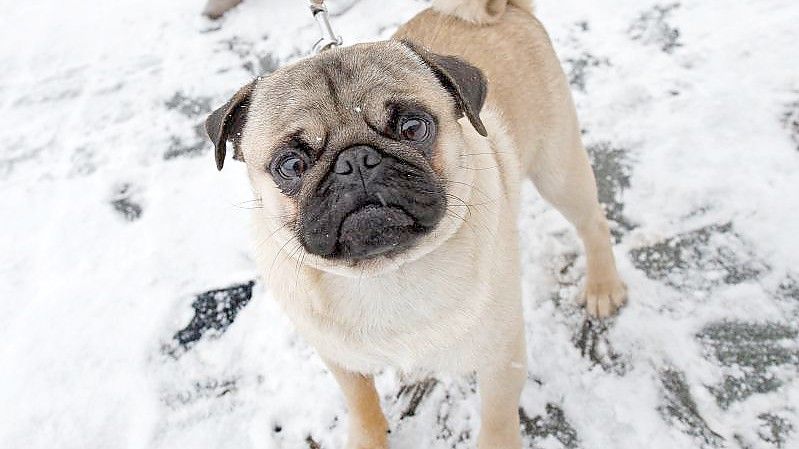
[579,277,627,318]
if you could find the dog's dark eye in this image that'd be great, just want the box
[399,117,430,142]
[276,153,307,180]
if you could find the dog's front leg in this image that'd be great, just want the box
[324,359,389,449]
[477,330,526,449]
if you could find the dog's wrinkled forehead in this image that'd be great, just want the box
[206,40,487,170]
[249,42,448,144]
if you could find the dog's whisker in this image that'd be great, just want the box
[445,180,494,201]
[259,231,297,279]
[296,251,308,301]
[458,165,501,171]
[446,196,497,241]
[291,243,308,301]
[356,263,366,299]
[265,235,298,283]
[445,192,494,209]
[445,208,482,241]
[459,151,513,156]
[376,192,387,207]
[410,189,494,209]
[444,194,474,220]
[231,198,265,208]
[255,221,292,248]
[252,214,295,220]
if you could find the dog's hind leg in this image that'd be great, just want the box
[526,119,627,318]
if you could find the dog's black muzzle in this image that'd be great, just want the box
[298,145,446,260]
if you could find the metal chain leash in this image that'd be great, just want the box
[309,0,343,53]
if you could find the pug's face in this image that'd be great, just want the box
[206,41,487,275]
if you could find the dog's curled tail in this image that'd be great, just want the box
[432,0,534,24]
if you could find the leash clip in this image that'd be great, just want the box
[310,1,343,54]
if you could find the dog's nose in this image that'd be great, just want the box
[333,145,383,176]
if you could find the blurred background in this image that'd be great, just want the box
[0,1,797,448]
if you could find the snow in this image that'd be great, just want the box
[1,0,798,448]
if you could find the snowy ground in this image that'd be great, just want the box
[1,0,798,448]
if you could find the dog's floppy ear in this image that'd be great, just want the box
[403,41,488,137]
[205,80,256,170]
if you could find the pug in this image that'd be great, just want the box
[205,0,627,447]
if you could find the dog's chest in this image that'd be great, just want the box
[288,250,492,373]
